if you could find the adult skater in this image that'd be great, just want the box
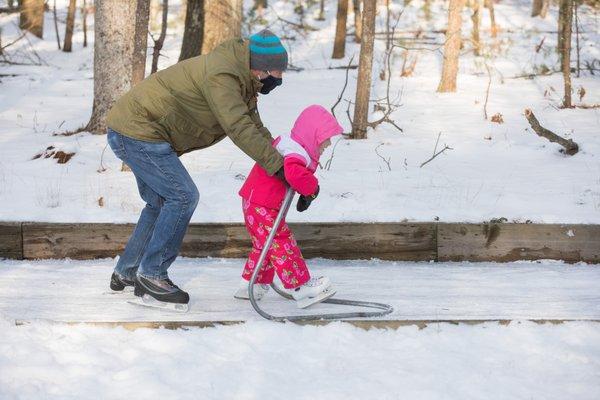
[105,29,288,311]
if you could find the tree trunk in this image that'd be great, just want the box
[20,0,44,38]
[63,0,77,52]
[53,0,61,50]
[179,0,204,61]
[82,0,88,47]
[484,0,497,38]
[531,0,549,18]
[317,0,325,20]
[353,0,362,43]
[471,0,481,56]
[85,0,137,135]
[202,0,242,54]
[559,0,572,108]
[332,0,348,59]
[132,0,150,84]
[351,0,376,139]
[437,0,465,92]
[151,0,168,74]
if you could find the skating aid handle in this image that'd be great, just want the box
[248,187,296,321]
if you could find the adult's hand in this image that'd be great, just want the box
[275,167,289,186]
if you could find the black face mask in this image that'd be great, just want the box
[259,75,282,94]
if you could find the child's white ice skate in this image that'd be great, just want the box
[288,276,336,309]
[233,279,270,300]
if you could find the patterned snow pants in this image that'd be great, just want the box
[241,198,311,289]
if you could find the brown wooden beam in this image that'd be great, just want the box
[0,222,22,259]
[438,223,600,263]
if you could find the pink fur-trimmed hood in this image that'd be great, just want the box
[290,105,343,165]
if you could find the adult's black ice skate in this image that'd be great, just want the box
[129,275,190,313]
[109,271,135,292]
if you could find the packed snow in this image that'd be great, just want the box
[0,0,599,224]
[1,314,600,399]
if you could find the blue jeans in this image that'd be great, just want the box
[107,128,199,280]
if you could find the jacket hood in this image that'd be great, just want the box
[290,105,343,164]
[211,38,262,93]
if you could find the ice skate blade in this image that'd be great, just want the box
[128,294,189,313]
[233,286,268,301]
[296,289,336,309]
[233,291,266,301]
[103,287,134,295]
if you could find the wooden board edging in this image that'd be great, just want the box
[0,222,22,259]
[0,221,598,263]
[437,223,600,263]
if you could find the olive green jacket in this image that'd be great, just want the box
[106,38,283,175]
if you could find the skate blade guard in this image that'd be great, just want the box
[128,294,190,313]
[248,188,394,322]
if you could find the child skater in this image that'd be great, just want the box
[234,105,343,308]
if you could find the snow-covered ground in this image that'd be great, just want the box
[0,0,599,224]
[1,257,598,322]
[0,257,599,399]
[0,320,598,400]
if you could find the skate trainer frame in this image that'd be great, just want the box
[248,187,393,322]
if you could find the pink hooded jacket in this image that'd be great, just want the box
[239,105,343,209]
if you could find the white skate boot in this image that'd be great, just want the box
[233,279,270,300]
[289,276,336,309]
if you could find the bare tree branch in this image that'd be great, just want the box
[375,143,392,171]
[331,55,354,118]
[420,132,453,167]
[524,108,578,155]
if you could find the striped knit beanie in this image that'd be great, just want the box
[249,29,288,71]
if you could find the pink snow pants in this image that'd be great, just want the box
[241,198,311,289]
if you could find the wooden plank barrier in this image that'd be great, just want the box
[0,222,22,259]
[438,223,600,263]
[0,222,597,263]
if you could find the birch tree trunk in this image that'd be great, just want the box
[63,0,77,52]
[332,0,348,59]
[179,0,204,61]
[351,0,376,139]
[437,0,466,92]
[132,0,150,85]
[20,0,44,38]
[531,0,549,18]
[559,0,572,108]
[202,0,242,54]
[86,0,137,135]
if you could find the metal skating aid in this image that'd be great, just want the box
[248,187,393,322]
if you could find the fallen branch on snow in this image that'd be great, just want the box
[524,109,578,155]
